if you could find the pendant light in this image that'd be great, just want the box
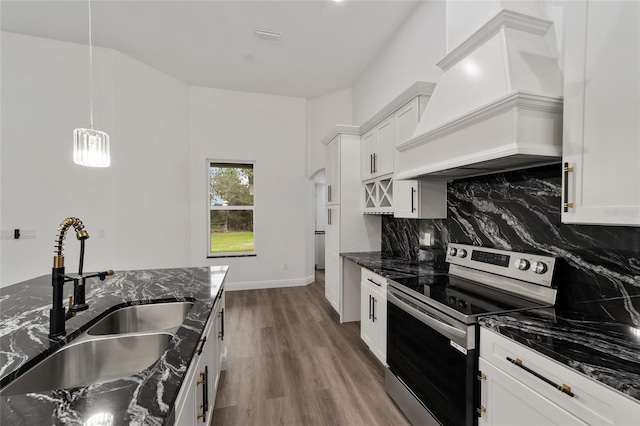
[73,0,110,167]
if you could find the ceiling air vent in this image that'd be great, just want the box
[254,28,282,45]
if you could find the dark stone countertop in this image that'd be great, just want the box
[341,251,445,282]
[0,266,228,425]
[479,309,640,402]
[341,251,640,403]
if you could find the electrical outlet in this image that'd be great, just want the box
[422,232,431,247]
[97,228,106,238]
[21,229,37,239]
[283,263,288,270]
[0,229,37,239]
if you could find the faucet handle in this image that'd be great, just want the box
[67,296,78,317]
[98,269,114,280]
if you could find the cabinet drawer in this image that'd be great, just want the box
[480,327,639,426]
[361,268,387,292]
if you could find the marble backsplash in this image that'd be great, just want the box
[382,165,640,325]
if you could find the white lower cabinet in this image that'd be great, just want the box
[360,268,387,364]
[325,205,341,312]
[479,327,640,426]
[478,357,586,426]
[174,293,226,425]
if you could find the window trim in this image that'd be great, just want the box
[206,159,256,258]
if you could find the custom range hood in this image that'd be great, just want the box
[395,9,563,180]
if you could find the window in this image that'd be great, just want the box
[208,161,254,257]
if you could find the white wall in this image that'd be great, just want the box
[306,88,352,178]
[189,86,313,290]
[0,32,191,286]
[111,44,191,271]
[446,1,565,66]
[445,1,541,52]
[352,1,446,125]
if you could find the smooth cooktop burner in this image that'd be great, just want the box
[388,244,558,324]
[389,274,549,323]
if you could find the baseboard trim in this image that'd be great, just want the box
[226,275,315,291]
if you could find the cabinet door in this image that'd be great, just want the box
[478,358,586,426]
[325,252,340,313]
[394,179,447,219]
[562,0,640,226]
[394,180,418,218]
[360,284,375,348]
[209,297,224,414]
[175,317,215,426]
[395,97,420,147]
[375,117,394,177]
[174,362,198,426]
[326,136,341,205]
[361,130,376,181]
[371,286,387,363]
[325,205,340,313]
[198,316,217,425]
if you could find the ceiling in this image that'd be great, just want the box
[0,0,420,99]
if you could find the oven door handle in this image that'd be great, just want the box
[388,290,467,343]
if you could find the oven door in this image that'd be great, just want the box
[387,287,477,426]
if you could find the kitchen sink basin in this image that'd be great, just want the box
[0,332,172,396]
[87,301,194,335]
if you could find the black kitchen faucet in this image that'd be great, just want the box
[49,217,113,338]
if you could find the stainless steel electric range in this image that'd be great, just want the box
[385,243,558,426]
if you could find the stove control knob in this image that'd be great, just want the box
[515,259,530,271]
[458,300,468,309]
[448,247,458,257]
[457,249,468,258]
[533,261,548,274]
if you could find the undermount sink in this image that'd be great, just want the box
[0,332,172,396]
[87,301,194,335]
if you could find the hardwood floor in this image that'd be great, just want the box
[211,270,410,426]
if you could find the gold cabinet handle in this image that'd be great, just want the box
[563,162,574,212]
[195,336,206,355]
[507,356,575,397]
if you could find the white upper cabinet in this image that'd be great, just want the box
[361,116,394,181]
[360,86,435,215]
[394,179,447,219]
[394,97,421,148]
[325,135,341,205]
[562,0,640,226]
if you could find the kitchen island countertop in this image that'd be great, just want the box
[342,251,640,402]
[0,266,227,425]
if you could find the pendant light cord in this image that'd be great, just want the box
[88,0,94,130]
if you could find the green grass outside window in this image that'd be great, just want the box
[210,232,254,253]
